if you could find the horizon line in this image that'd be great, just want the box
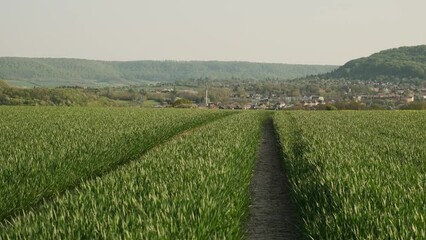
[0,56,341,66]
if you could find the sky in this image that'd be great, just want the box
[0,0,425,65]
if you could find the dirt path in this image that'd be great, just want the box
[247,118,302,240]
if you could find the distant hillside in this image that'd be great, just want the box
[0,57,337,87]
[326,45,426,81]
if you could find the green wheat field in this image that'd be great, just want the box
[0,107,424,239]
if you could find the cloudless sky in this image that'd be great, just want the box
[1,0,425,65]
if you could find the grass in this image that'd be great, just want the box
[273,111,426,239]
[0,111,267,239]
[0,107,233,222]
[142,100,161,107]
[1,108,425,239]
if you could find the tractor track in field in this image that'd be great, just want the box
[0,112,236,228]
[247,118,302,240]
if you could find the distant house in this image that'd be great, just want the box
[353,95,363,102]
[274,102,286,110]
[403,96,414,103]
[257,104,268,110]
[311,96,324,101]
[302,100,319,107]
[215,103,241,110]
[180,89,198,95]
[161,88,174,93]
[243,104,251,110]
[416,90,426,101]
[311,96,325,104]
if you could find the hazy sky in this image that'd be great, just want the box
[1,0,425,65]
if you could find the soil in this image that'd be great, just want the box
[247,118,302,240]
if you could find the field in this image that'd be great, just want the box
[273,111,426,239]
[0,107,234,221]
[0,107,425,239]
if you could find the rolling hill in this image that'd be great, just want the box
[326,45,426,81]
[0,57,337,87]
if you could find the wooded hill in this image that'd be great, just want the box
[0,57,337,87]
[325,45,426,82]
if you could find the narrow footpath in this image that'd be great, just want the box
[247,118,302,240]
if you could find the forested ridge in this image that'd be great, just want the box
[0,57,337,87]
[326,45,426,81]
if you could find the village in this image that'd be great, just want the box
[147,79,426,110]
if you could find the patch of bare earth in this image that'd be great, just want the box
[247,118,302,240]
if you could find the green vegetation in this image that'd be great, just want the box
[0,111,266,239]
[326,45,426,82]
[1,107,425,239]
[274,111,426,239]
[0,80,146,106]
[2,77,424,110]
[400,101,426,110]
[142,99,160,107]
[0,57,337,87]
[172,98,195,108]
[0,107,232,222]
